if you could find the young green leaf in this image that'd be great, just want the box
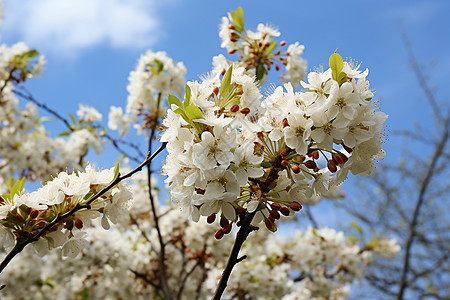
[185,105,204,120]
[337,71,348,85]
[230,7,245,32]
[264,40,278,55]
[168,94,183,109]
[10,177,26,197]
[256,64,267,81]
[68,113,76,125]
[351,222,363,236]
[220,65,233,98]
[184,84,192,108]
[329,51,344,81]
[113,160,120,180]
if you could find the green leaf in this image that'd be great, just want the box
[58,131,70,137]
[184,84,191,108]
[10,177,26,197]
[220,65,233,98]
[83,192,94,201]
[168,94,183,109]
[347,235,358,243]
[185,105,204,120]
[22,49,39,60]
[6,177,15,189]
[351,222,363,235]
[256,64,267,81]
[329,51,344,81]
[230,7,245,32]
[264,40,277,55]
[113,160,120,180]
[68,113,76,125]
[337,71,348,85]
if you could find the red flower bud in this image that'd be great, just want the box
[223,223,232,234]
[215,228,224,239]
[291,164,300,174]
[304,160,317,169]
[220,216,229,228]
[281,148,290,156]
[270,209,280,220]
[230,104,240,112]
[207,213,216,224]
[30,210,39,219]
[327,159,337,173]
[271,202,281,210]
[240,107,250,115]
[74,218,83,229]
[280,207,290,216]
[342,144,353,153]
[290,201,302,212]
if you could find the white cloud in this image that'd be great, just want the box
[2,0,162,56]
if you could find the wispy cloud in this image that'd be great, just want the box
[2,0,163,56]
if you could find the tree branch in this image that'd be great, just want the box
[212,211,257,300]
[0,142,167,275]
[397,117,449,299]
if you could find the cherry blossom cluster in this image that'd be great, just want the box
[108,50,186,136]
[216,7,307,85]
[0,164,132,257]
[162,50,387,234]
[0,176,400,300]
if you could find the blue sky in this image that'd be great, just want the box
[2,0,449,227]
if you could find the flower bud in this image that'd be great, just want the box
[334,152,348,165]
[30,210,39,219]
[207,213,216,224]
[308,150,319,160]
[290,201,302,212]
[291,164,300,174]
[265,218,277,232]
[281,148,290,156]
[223,223,232,234]
[36,221,46,229]
[74,218,83,229]
[240,107,250,115]
[230,104,240,112]
[270,209,280,220]
[270,202,281,210]
[280,207,290,216]
[327,160,337,173]
[304,160,317,169]
[220,216,229,228]
[215,228,224,239]
[15,214,23,223]
[343,144,353,153]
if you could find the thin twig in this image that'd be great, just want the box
[212,211,257,300]
[396,117,449,299]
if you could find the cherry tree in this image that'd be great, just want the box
[0,5,399,299]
